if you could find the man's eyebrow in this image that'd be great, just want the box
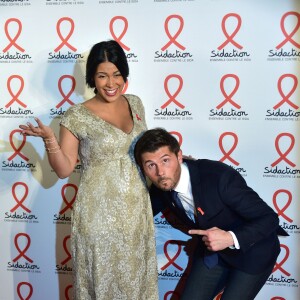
[144,154,170,164]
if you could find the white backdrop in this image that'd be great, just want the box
[0,0,299,299]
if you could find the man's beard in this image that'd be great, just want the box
[156,176,176,191]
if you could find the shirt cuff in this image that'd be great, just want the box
[228,231,240,249]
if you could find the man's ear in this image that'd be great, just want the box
[178,149,183,163]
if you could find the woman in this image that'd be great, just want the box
[20,40,158,300]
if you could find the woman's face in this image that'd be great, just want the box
[94,61,125,103]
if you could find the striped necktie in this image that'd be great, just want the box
[171,190,195,222]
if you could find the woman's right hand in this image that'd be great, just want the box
[19,117,55,139]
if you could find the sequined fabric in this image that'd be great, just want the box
[60,95,158,300]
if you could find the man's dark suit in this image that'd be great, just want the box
[150,159,288,276]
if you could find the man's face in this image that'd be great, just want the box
[141,146,183,191]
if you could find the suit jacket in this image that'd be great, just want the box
[150,159,288,274]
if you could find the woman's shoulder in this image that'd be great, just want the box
[124,94,142,103]
[61,103,85,121]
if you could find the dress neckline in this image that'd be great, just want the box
[80,95,134,135]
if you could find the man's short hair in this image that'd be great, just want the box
[134,128,180,167]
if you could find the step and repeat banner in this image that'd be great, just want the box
[0,0,299,299]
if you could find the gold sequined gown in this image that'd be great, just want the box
[60,95,158,300]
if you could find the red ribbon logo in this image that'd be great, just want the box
[273,189,293,223]
[169,131,183,147]
[271,297,286,300]
[219,132,239,166]
[10,182,31,213]
[218,13,243,50]
[109,16,130,51]
[56,75,76,108]
[54,17,77,52]
[161,15,186,51]
[216,292,223,300]
[161,240,184,271]
[6,75,26,108]
[13,233,33,263]
[271,133,296,167]
[273,74,299,110]
[65,284,73,300]
[61,235,72,265]
[217,74,241,109]
[161,74,185,109]
[164,291,180,300]
[59,183,77,214]
[17,282,33,300]
[8,129,29,162]
[3,18,25,53]
[276,11,300,49]
[273,244,290,276]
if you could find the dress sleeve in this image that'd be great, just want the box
[60,105,79,138]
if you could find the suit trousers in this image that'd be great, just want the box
[180,253,274,300]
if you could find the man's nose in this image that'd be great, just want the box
[156,165,165,176]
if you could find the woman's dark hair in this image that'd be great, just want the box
[85,40,129,93]
[134,128,180,167]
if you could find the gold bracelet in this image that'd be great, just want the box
[45,146,61,153]
[43,136,57,144]
[48,148,61,154]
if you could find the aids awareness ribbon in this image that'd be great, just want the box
[6,75,26,108]
[271,133,296,167]
[273,74,299,110]
[216,293,223,300]
[13,233,33,263]
[161,74,185,109]
[217,13,243,50]
[160,240,184,271]
[161,15,186,51]
[8,129,29,161]
[219,132,239,166]
[164,291,180,300]
[273,189,293,223]
[65,285,73,300]
[272,244,290,276]
[17,282,33,300]
[59,183,77,215]
[10,182,31,213]
[276,11,300,49]
[56,75,76,108]
[61,235,72,265]
[169,131,183,147]
[54,17,77,52]
[3,18,25,53]
[217,74,241,109]
[109,16,130,51]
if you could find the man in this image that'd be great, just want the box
[134,128,288,300]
